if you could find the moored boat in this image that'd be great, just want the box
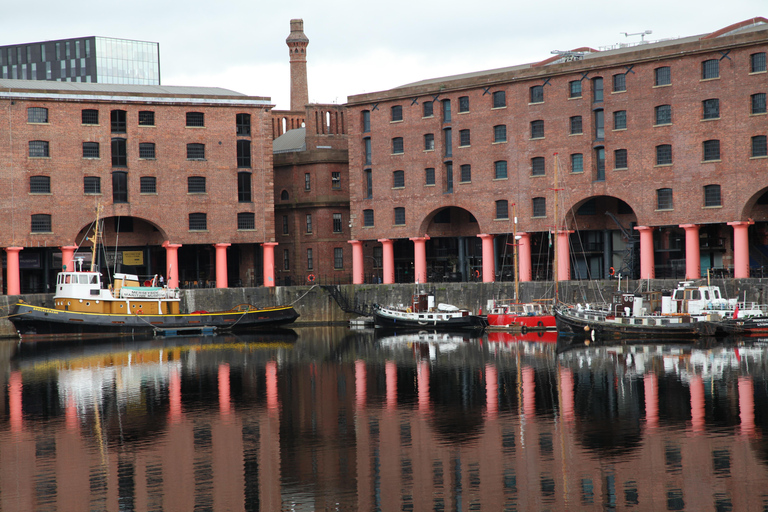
[485,300,555,332]
[372,292,486,331]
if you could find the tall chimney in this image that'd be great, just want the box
[286,19,309,111]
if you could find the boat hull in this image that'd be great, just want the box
[555,306,717,340]
[716,316,768,336]
[372,309,486,331]
[486,313,556,331]
[10,302,299,338]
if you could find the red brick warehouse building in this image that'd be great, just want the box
[345,17,768,285]
[0,79,278,294]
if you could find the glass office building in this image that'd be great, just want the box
[0,37,160,85]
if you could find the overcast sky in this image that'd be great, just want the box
[3,0,765,110]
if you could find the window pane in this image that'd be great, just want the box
[112,171,128,203]
[237,139,251,167]
[655,66,671,86]
[188,176,206,193]
[751,52,766,73]
[391,105,402,122]
[531,120,544,139]
[30,176,50,194]
[702,99,719,119]
[752,136,768,157]
[140,176,156,194]
[187,143,205,160]
[236,113,251,135]
[494,160,507,179]
[29,140,49,157]
[530,85,543,103]
[655,105,671,125]
[615,149,628,169]
[614,110,626,130]
[238,212,255,230]
[139,142,155,159]
[363,209,374,227]
[82,109,99,125]
[425,167,435,186]
[704,185,721,207]
[495,200,508,219]
[569,80,582,98]
[656,145,672,165]
[393,170,404,188]
[460,164,471,182]
[422,101,433,118]
[28,107,48,123]
[532,197,546,217]
[752,93,766,114]
[657,188,673,210]
[494,125,507,143]
[31,214,52,233]
[186,112,204,127]
[492,91,506,108]
[458,96,469,112]
[394,207,405,225]
[189,213,207,230]
[84,176,101,194]
[702,59,719,79]
[531,157,545,176]
[571,153,583,173]
[570,116,582,135]
[111,110,126,133]
[238,172,252,202]
[612,73,626,92]
[83,142,100,158]
[703,140,720,161]
[138,110,155,126]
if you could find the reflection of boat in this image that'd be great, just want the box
[486,329,558,344]
[372,292,486,331]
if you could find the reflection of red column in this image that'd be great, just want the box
[214,243,230,288]
[169,368,183,423]
[9,371,22,433]
[266,361,279,411]
[262,242,278,287]
[690,375,705,433]
[349,240,364,284]
[518,232,532,282]
[66,394,78,432]
[386,361,397,411]
[728,221,754,279]
[556,231,572,281]
[219,363,231,416]
[478,234,496,283]
[162,241,181,289]
[418,361,430,412]
[60,245,78,271]
[355,360,367,409]
[559,367,574,423]
[5,247,23,295]
[378,239,395,284]
[644,373,659,429]
[634,226,656,279]
[680,224,701,279]
[410,236,430,283]
[739,376,755,437]
[486,364,498,419]
[522,366,535,417]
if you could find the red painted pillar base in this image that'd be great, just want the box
[349,240,364,284]
[478,234,495,283]
[634,226,655,279]
[556,231,573,281]
[378,239,395,284]
[518,232,532,282]
[728,221,753,279]
[214,243,230,288]
[5,247,23,295]
[262,242,278,287]
[410,236,429,284]
[680,224,701,280]
[162,242,182,289]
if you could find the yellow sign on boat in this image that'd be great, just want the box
[123,251,144,265]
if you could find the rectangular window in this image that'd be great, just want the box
[392,137,404,154]
[332,171,341,189]
[495,200,508,219]
[307,248,314,270]
[29,175,50,194]
[751,93,766,114]
[702,59,719,79]
[595,147,605,181]
[188,176,206,193]
[112,171,128,203]
[140,176,157,194]
[654,66,671,86]
[394,207,405,225]
[29,140,49,157]
[362,110,371,132]
[571,153,583,173]
[492,90,506,108]
[364,137,372,165]
[363,209,374,227]
[333,213,342,233]
[569,80,582,98]
[702,99,720,119]
[655,105,672,125]
[333,248,343,269]
[594,109,604,139]
[445,162,453,193]
[84,176,101,194]
[657,188,673,210]
[236,113,251,135]
[443,128,452,157]
[751,52,767,73]
[531,157,545,176]
[422,101,433,118]
[305,173,311,191]
[458,96,469,113]
[282,215,289,235]
[238,172,252,202]
[613,110,627,130]
[138,111,155,126]
[187,143,205,160]
[391,105,403,122]
[28,107,48,123]
[31,214,52,233]
[612,73,626,92]
[365,169,372,197]
[614,149,628,169]
[704,184,721,207]
[425,167,435,186]
[460,164,471,183]
[459,129,470,147]
[186,112,204,127]
[530,120,544,139]
[442,99,451,122]
[82,109,98,125]
[703,139,720,161]
[752,135,767,158]
[656,144,672,165]
[306,214,313,233]
[570,116,582,135]
[139,142,156,159]
[393,170,404,188]
[283,249,290,271]
[111,110,126,133]
[83,141,99,158]
[237,139,252,167]
[494,160,507,180]
[530,85,544,103]
[592,77,603,102]
[532,197,546,217]
[424,133,435,150]
[494,125,507,143]
[238,212,255,230]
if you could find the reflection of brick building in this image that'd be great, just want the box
[345,18,768,285]
[271,20,353,285]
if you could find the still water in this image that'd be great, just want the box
[2,327,768,511]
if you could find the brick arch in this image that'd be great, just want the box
[74,215,169,251]
[563,195,638,232]
[741,186,768,222]
[418,205,482,237]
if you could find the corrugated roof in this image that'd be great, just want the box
[273,128,306,154]
[0,78,248,98]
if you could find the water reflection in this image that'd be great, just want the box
[1,328,768,510]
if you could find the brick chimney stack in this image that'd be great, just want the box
[286,19,309,111]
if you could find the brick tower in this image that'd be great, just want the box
[286,19,309,111]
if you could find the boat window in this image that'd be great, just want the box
[673,290,683,300]
[91,275,98,284]
[703,290,710,300]
[691,290,701,300]
[80,275,89,284]
[713,289,721,299]
[65,275,71,283]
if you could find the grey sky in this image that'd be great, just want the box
[3,0,765,110]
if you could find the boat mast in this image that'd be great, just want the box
[90,204,103,272]
[512,203,519,302]
[552,153,561,305]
